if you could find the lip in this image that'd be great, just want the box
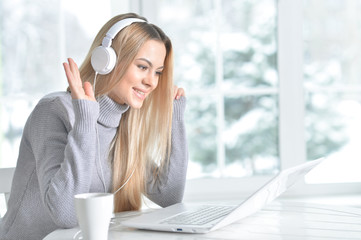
[133,87,147,101]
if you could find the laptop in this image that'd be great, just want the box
[122,158,325,233]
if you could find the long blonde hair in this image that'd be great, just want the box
[78,13,174,212]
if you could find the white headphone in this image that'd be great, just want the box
[91,18,146,75]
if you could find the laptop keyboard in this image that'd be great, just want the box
[160,205,235,225]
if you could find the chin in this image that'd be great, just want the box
[129,101,144,109]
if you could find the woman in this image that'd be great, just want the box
[0,13,188,240]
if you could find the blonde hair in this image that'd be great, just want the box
[78,13,173,212]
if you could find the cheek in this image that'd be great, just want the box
[153,77,160,89]
[113,81,130,99]
[118,75,135,91]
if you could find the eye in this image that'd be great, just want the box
[155,71,163,76]
[138,65,148,71]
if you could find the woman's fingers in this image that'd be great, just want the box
[63,58,96,101]
[83,82,95,100]
[69,58,82,84]
[63,61,74,87]
[67,58,82,90]
[173,86,186,100]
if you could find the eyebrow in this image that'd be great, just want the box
[136,58,164,70]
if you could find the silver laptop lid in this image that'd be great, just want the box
[211,157,325,231]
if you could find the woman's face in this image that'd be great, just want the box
[108,39,166,108]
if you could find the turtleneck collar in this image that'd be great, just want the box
[97,95,129,128]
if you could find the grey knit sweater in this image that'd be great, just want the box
[0,92,188,240]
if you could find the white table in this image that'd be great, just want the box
[44,201,361,240]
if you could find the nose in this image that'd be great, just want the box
[143,71,159,89]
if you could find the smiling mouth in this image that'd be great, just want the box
[133,88,146,100]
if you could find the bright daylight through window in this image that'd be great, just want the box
[304,0,361,183]
[0,0,111,168]
[1,0,361,187]
[150,0,279,179]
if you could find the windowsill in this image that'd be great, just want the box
[279,194,361,208]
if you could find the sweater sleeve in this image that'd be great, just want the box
[28,97,99,228]
[146,96,189,207]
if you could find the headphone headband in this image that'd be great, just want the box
[102,18,146,47]
[91,17,146,75]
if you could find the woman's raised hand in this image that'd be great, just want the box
[63,58,96,101]
[173,86,186,100]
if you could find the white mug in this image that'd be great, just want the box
[74,193,114,240]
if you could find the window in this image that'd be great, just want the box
[0,0,119,168]
[1,0,360,204]
[141,0,361,199]
[144,0,279,179]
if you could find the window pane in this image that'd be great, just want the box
[304,0,361,183]
[156,0,217,90]
[304,0,361,87]
[185,96,217,178]
[224,95,278,177]
[222,0,277,89]
[1,1,65,95]
[305,92,350,161]
[305,92,361,183]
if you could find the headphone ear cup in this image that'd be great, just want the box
[91,46,117,75]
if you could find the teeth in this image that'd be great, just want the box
[135,89,145,95]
